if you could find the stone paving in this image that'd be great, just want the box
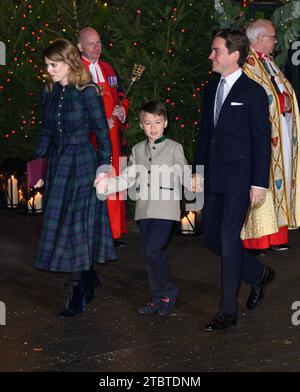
[1,210,300,372]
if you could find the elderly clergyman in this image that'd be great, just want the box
[242,19,300,254]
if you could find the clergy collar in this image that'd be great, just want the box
[81,55,99,65]
[253,49,270,60]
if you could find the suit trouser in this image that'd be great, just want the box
[202,191,265,316]
[138,219,179,300]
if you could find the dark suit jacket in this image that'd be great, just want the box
[194,72,271,194]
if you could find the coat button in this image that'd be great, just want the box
[149,157,152,161]
[148,170,150,174]
[153,146,156,150]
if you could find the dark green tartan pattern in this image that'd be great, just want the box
[35,83,117,271]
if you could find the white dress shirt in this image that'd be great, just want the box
[214,68,243,120]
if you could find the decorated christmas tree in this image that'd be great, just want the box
[0,0,214,164]
[0,0,49,162]
[97,0,215,161]
[0,1,102,163]
[0,0,299,165]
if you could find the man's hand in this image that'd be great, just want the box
[250,187,266,208]
[112,104,126,122]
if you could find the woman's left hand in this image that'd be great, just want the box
[94,172,108,187]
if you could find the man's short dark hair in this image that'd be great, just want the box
[139,101,167,121]
[212,29,249,67]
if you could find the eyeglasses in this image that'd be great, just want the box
[262,35,277,40]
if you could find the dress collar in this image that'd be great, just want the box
[147,135,167,145]
[154,135,167,144]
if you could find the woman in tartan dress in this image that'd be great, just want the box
[34,38,116,317]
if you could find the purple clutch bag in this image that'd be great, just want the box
[27,158,48,187]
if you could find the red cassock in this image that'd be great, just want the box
[81,57,129,239]
[243,226,288,249]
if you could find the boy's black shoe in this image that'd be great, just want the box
[138,301,160,315]
[158,297,177,316]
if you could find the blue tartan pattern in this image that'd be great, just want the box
[35,83,117,271]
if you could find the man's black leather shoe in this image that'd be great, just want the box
[246,266,276,310]
[204,312,237,331]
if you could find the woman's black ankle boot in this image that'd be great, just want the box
[59,280,86,318]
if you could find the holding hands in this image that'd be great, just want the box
[191,174,203,193]
[94,172,108,198]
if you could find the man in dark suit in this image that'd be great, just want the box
[193,29,276,331]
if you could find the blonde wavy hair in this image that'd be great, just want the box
[43,38,100,93]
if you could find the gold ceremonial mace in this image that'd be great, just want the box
[109,64,145,128]
[121,64,146,102]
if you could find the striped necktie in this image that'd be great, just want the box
[215,78,226,126]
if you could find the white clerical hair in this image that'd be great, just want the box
[246,19,275,43]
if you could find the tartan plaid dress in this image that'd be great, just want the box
[35,83,117,271]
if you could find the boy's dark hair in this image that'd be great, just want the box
[212,29,249,67]
[139,101,167,120]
